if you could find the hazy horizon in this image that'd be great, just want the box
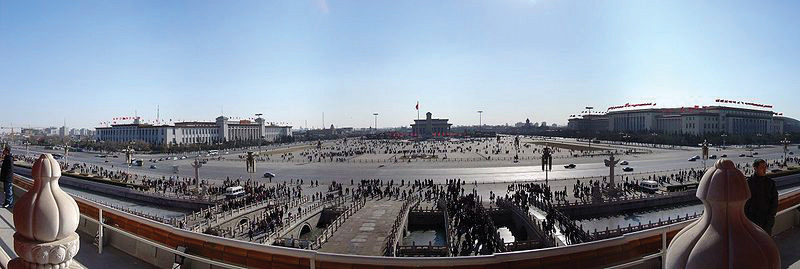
[2,1,800,130]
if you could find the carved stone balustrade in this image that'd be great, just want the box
[9,154,80,269]
[665,159,779,269]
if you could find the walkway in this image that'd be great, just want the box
[0,207,155,269]
[778,224,800,269]
[318,199,406,256]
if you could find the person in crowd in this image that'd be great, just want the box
[1,147,14,208]
[744,158,778,235]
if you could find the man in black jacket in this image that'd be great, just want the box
[0,147,13,208]
[744,158,778,235]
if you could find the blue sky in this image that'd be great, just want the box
[1,0,799,130]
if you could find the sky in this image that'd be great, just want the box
[2,0,799,130]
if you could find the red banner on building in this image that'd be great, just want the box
[607,103,656,111]
[715,99,772,109]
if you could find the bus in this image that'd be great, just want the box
[225,186,246,199]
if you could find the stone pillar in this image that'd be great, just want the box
[10,154,80,268]
[604,153,620,197]
[665,159,779,269]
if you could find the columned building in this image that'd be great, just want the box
[411,112,452,139]
[95,116,291,145]
[603,106,785,135]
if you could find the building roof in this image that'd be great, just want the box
[606,105,776,115]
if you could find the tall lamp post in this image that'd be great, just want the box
[255,113,263,150]
[541,146,552,183]
[756,133,763,149]
[373,113,379,133]
[477,110,483,130]
[700,139,712,170]
[651,133,658,148]
[192,157,203,189]
[782,136,791,167]
[125,142,133,182]
[721,133,728,149]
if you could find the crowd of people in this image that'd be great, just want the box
[444,179,504,255]
[505,182,591,244]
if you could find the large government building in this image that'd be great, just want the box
[411,112,452,138]
[95,116,292,145]
[568,106,786,135]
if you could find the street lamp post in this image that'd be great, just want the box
[721,133,728,149]
[373,113,379,133]
[541,146,552,183]
[192,157,203,189]
[477,111,483,130]
[255,113,263,150]
[699,139,712,170]
[782,136,791,167]
[756,133,763,149]
[651,133,658,148]
[64,144,69,168]
[125,143,133,182]
[587,136,591,151]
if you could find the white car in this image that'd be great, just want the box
[620,160,629,165]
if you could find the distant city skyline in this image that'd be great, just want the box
[2,1,800,130]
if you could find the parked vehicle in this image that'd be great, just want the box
[639,180,659,193]
[225,186,246,199]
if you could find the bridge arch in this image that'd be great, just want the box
[238,216,250,226]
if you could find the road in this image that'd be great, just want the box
[12,141,795,185]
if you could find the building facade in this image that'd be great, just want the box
[592,106,785,135]
[411,112,452,138]
[95,116,291,145]
[567,114,609,132]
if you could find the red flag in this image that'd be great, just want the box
[416,101,419,110]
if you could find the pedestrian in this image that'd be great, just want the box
[744,158,778,235]
[1,147,14,208]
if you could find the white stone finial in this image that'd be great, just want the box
[10,154,80,269]
[665,159,780,269]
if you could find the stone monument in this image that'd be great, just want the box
[604,152,620,197]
